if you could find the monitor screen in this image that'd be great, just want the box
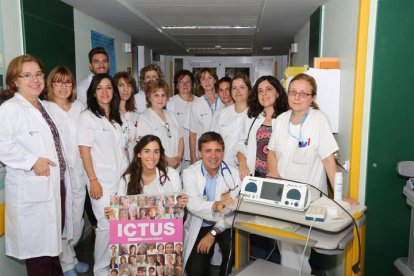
[260,181,284,202]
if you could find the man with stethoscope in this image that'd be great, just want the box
[182,132,240,276]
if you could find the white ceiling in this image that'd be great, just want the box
[60,0,328,56]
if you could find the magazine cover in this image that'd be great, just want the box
[108,194,185,276]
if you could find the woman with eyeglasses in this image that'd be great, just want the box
[167,70,197,171]
[77,73,127,276]
[236,75,288,180]
[0,55,73,275]
[136,79,183,170]
[113,71,139,162]
[267,73,339,274]
[44,66,90,274]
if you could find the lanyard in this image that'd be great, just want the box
[204,95,218,115]
[288,109,310,147]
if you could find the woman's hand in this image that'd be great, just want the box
[33,157,56,176]
[90,180,103,200]
[177,193,188,208]
[238,162,250,181]
[167,156,181,169]
[104,206,111,217]
[342,196,359,205]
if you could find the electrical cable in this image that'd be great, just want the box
[266,176,362,274]
[224,193,244,276]
[299,218,315,276]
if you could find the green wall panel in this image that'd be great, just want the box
[308,7,321,67]
[365,0,414,275]
[21,0,75,77]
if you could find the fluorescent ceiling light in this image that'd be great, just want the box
[162,25,256,30]
[188,47,252,51]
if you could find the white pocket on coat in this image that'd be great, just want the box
[24,175,50,202]
[292,147,311,164]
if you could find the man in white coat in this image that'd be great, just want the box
[183,132,240,276]
[76,47,109,105]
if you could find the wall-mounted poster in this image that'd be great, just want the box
[91,30,116,76]
[108,194,184,276]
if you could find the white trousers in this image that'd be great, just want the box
[277,241,312,275]
[60,178,86,272]
[90,191,111,276]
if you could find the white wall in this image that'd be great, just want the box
[293,21,310,67]
[73,9,132,83]
[0,1,23,67]
[322,0,359,193]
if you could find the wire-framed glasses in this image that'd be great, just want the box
[287,90,312,98]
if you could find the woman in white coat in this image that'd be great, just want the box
[236,75,288,179]
[167,69,197,171]
[115,135,187,203]
[267,73,339,274]
[235,76,288,261]
[211,74,251,167]
[114,72,139,162]
[78,73,127,276]
[0,55,73,275]
[44,66,89,275]
[136,79,184,170]
[188,68,224,164]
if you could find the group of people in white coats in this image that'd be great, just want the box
[0,51,341,276]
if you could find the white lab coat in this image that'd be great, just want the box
[76,74,93,106]
[185,96,224,157]
[121,111,139,162]
[134,90,147,115]
[77,110,127,275]
[235,112,276,174]
[136,108,182,160]
[0,93,73,259]
[211,105,248,167]
[117,167,182,196]
[182,161,240,271]
[167,94,198,163]
[44,100,87,271]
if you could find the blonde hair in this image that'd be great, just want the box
[46,66,76,103]
[289,73,319,109]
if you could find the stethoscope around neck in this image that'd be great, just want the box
[201,161,238,193]
[244,115,259,145]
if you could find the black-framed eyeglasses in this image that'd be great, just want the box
[164,123,172,138]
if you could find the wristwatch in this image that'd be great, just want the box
[210,229,218,237]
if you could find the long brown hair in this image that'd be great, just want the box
[113,71,137,112]
[123,135,169,195]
